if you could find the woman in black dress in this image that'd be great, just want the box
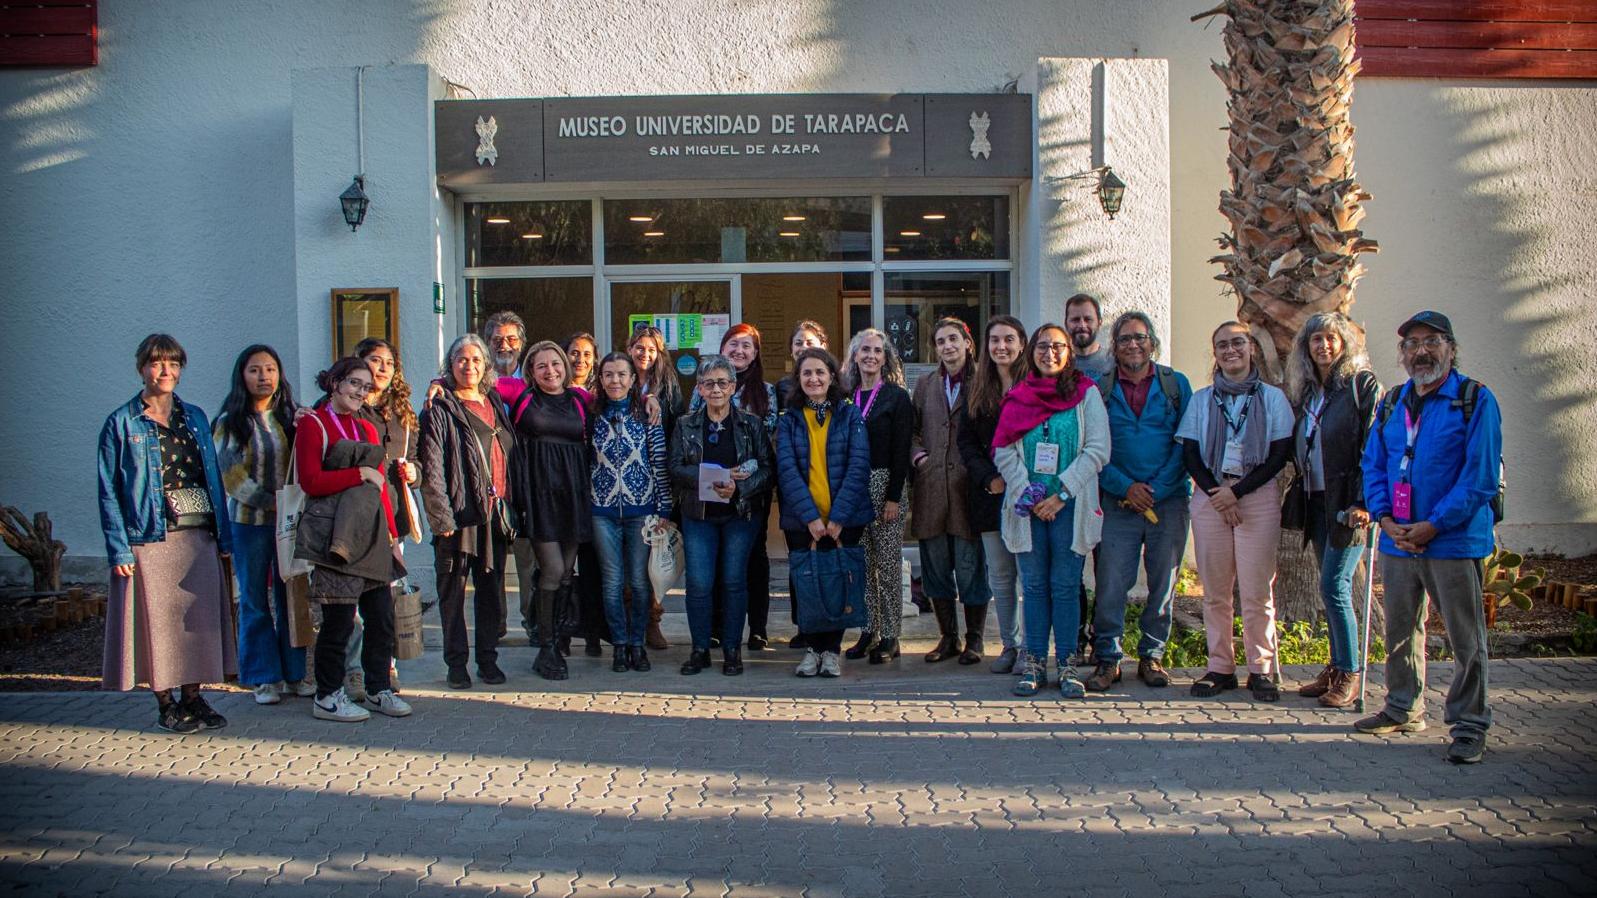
[510,340,594,680]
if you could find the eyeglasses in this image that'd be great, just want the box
[490,336,522,348]
[1399,335,1450,353]
[1115,333,1150,345]
[1034,342,1070,356]
[344,378,377,395]
[1213,337,1250,352]
[699,379,734,391]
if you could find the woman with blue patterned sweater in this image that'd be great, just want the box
[589,352,673,673]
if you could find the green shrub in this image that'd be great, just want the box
[1573,613,1597,655]
[1111,603,1386,668]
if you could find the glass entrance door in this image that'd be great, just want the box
[610,279,734,395]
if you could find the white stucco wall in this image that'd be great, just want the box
[1,0,1591,579]
[1025,57,1172,338]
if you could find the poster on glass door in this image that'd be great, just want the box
[628,313,730,352]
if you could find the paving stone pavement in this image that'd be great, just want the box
[2,653,1595,897]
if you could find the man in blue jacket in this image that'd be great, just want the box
[1085,311,1193,691]
[1357,311,1502,765]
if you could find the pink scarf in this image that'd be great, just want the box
[991,373,1093,450]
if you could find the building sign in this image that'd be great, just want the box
[436,93,1031,187]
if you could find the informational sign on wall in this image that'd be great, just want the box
[436,93,1032,187]
[627,312,730,351]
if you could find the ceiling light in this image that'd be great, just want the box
[922,213,946,220]
[779,231,800,237]
[629,215,655,223]
[899,230,921,237]
[644,230,664,237]
[486,216,511,225]
[782,215,807,222]
[522,232,543,239]
[885,247,900,253]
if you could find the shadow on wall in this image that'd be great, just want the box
[1440,85,1596,553]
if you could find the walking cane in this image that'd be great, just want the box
[1356,522,1379,713]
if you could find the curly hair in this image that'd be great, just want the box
[354,337,417,431]
[1285,312,1370,405]
[842,327,905,392]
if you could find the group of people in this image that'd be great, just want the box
[97,297,1501,763]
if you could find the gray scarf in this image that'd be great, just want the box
[1203,368,1268,480]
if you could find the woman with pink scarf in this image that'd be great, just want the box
[992,323,1110,698]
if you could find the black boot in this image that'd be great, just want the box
[923,599,961,662]
[532,588,569,681]
[869,637,900,665]
[723,647,744,676]
[632,646,651,672]
[612,645,629,672]
[844,631,875,660]
[681,649,712,675]
[959,603,988,665]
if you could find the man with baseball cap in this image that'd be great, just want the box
[1357,310,1503,764]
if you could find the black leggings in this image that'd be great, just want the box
[315,584,394,700]
[533,540,578,590]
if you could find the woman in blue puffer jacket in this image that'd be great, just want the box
[775,348,872,679]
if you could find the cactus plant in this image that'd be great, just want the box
[1484,548,1543,613]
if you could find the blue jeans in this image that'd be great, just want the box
[981,531,1022,650]
[1092,494,1190,664]
[230,521,305,686]
[682,516,762,652]
[1307,494,1364,672]
[592,513,653,647]
[1016,507,1084,666]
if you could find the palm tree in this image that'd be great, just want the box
[1196,0,1378,365]
[1195,0,1379,627]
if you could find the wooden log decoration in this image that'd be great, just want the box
[1193,0,1380,365]
[0,506,67,593]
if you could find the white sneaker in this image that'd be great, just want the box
[795,649,822,678]
[344,670,367,703]
[252,683,281,705]
[819,651,842,678]
[313,688,370,722]
[287,679,317,698]
[364,689,412,718]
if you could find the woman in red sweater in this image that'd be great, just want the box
[295,356,409,722]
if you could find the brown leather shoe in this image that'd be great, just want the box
[1137,657,1170,688]
[1320,669,1361,709]
[1084,661,1121,692]
[646,597,669,650]
[1298,664,1334,698]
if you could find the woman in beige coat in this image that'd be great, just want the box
[911,318,991,664]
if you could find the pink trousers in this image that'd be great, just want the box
[1189,480,1281,675]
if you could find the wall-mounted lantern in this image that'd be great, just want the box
[340,176,369,232]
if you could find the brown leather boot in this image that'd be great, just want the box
[1320,669,1361,709]
[646,596,669,650]
[1297,664,1334,698]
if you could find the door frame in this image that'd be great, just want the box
[601,273,740,356]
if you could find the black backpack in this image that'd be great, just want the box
[1096,365,1183,418]
[1376,377,1505,524]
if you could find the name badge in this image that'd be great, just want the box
[1221,440,1246,477]
[1034,442,1061,476]
[1392,482,1413,520]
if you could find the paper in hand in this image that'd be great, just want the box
[699,463,732,503]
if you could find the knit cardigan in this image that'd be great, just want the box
[590,401,672,519]
[213,410,293,527]
[993,389,1111,556]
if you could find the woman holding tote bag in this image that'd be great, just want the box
[774,348,873,680]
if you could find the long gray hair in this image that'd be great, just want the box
[1285,311,1369,405]
[842,327,905,391]
[441,333,499,396]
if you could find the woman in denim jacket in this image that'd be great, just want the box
[98,334,236,735]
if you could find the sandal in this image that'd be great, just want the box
[1189,670,1239,698]
[1247,673,1280,702]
